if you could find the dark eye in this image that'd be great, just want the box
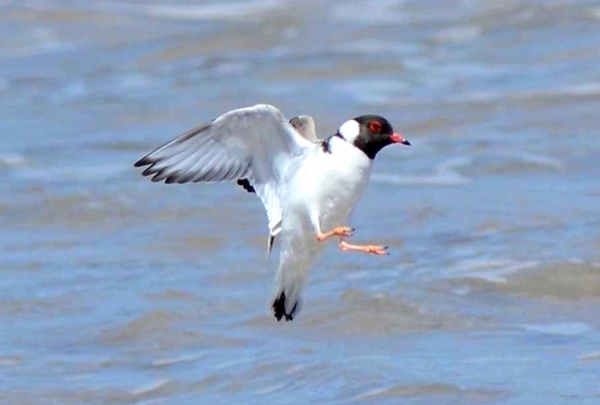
[369,121,382,133]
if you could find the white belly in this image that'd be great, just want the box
[309,151,371,231]
[282,137,373,251]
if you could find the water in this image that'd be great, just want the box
[1,0,600,404]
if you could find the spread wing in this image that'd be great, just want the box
[134,104,313,236]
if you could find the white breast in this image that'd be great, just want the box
[294,136,373,232]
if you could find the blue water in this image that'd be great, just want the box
[1,1,600,404]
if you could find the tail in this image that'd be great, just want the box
[272,290,300,321]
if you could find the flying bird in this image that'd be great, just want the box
[134,104,410,321]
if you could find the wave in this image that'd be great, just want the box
[372,157,471,187]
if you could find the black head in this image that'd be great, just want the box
[336,115,410,159]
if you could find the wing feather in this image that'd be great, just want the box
[289,115,318,141]
[134,104,313,236]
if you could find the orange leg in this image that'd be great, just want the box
[339,240,388,255]
[317,226,354,242]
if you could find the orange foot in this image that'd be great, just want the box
[339,241,388,255]
[317,226,354,242]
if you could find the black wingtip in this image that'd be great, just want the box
[272,291,296,322]
[134,156,152,168]
[142,166,156,177]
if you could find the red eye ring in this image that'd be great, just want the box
[369,121,382,133]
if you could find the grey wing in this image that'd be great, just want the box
[237,115,317,196]
[289,115,318,141]
[134,104,312,235]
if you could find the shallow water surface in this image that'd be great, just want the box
[1,1,600,404]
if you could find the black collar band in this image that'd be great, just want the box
[321,132,343,154]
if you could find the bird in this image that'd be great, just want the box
[134,104,410,321]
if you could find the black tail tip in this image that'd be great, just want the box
[272,291,297,322]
